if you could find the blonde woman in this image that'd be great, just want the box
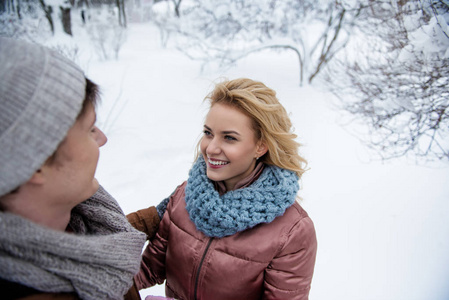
[129,78,317,300]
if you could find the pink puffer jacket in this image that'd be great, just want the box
[136,182,317,300]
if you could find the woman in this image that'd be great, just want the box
[131,78,317,300]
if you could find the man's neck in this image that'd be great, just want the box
[1,187,73,231]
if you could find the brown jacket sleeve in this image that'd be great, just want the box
[127,206,160,240]
[124,280,141,300]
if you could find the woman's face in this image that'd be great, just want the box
[200,103,266,191]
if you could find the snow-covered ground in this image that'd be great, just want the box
[79,23,449,299]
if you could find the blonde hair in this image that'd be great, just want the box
[196,78,307,178]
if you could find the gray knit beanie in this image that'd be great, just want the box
[0,38,86,196]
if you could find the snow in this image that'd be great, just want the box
[51,19,449,300]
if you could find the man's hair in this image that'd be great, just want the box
[79,78,100,119]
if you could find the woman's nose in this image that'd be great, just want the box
[206,137,221,155]
[95,126,108,147]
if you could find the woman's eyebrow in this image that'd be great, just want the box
[204,125,240,136]
[222,130,240,136]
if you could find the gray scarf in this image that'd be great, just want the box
[0,186,146,299]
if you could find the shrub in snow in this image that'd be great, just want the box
[149,0,362,85]
[86,8,127,60]
[324,0,449,162]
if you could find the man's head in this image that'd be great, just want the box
[0,38,106,204]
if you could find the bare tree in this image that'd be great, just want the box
[39,0,54,34]
[60,2,73,35]
[325,0,449,162]
[154,0,362,85]
[116,0,126,27]
[87,7,127,60]
[37,0,74,35]
[172,0,181,17]
[0,0,21,18]
[0,0,51,41]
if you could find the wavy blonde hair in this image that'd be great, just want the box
[196,78,307,178]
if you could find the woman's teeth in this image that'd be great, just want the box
[209,159,229,166]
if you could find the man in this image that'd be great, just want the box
[0,38,160,299]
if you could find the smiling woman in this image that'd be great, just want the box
[131,78,317,300]
[200,103,267,190]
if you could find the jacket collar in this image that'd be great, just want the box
[213,161,265,195]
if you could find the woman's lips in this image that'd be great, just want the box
[208,158,229,169]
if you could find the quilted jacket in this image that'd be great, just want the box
[134,181,317,300]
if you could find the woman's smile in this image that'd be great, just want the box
[207,157,230,168]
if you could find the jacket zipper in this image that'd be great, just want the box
[194,238,213,300]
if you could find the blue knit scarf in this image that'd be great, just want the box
[185,156,299,238]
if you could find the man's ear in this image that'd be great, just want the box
[256,141,268,158]
[28,168,46,185]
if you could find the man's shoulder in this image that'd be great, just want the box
[0,278,79,300]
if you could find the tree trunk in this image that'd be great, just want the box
[3,0,14,14]
[173,0,182,17]
[39,0,54,34]
[116,0,127,28]
[308,9,346,84]
[121,0,127,28]
[16,0,21,19]
[60,6,72,36]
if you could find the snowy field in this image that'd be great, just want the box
[69,22,449,300]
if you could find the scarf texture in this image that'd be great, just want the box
[185,156,299,238]
[0,186,146,300]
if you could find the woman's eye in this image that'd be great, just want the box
[203,130,212,136]
[225,135,237,141]
[91,126,97,133]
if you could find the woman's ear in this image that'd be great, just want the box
[256,141,268,158]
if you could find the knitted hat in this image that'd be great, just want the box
[0,38,86,196]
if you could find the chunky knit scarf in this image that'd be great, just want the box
[0,186,146,300]
[185,156,299,238]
